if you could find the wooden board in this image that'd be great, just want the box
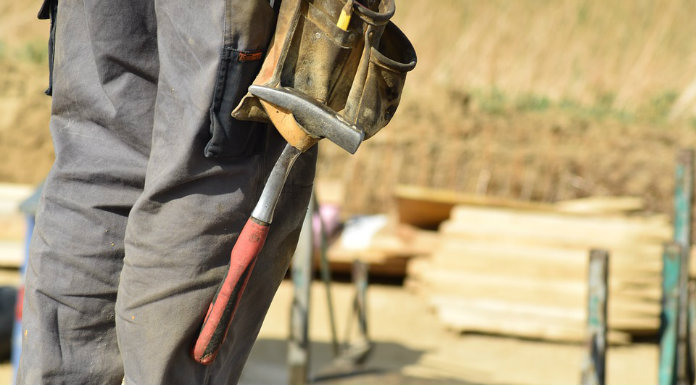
[407,199,669,342]
[394,185,554,228]
[444,208,670,250]
[0,183,33,215]
[555,196,644,215]
[0,240,24,268]
[395,185,651,229]
[434,302,633,344]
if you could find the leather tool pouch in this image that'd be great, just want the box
[232,0,416,142]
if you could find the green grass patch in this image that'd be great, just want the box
[473,88,508,115]
[637,91,679,123]
[558,94,635,123]
[16,40,48,65]
[515,93,552,112]
[466,87,689,125]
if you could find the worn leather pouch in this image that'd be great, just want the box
[232,0,416,142]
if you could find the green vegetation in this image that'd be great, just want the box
[474,88,507,115]
[16,40,48,65]
[467,87,679,126]
[515,93,552,112]
[0,39,48,66]
[395,0,696,122]
[638,91,679,123]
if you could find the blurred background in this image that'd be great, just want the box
[3,0,696,384]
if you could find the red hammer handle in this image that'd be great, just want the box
[192,218,270,365]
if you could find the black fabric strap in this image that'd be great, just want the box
[270,0,281,14]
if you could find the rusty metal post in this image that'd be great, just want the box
[688,281,696,383]
[676,245,691,385]
[352,260,370,355]
[673,149,694,385]
[315,197,340,357]
[288,198,314,385]
[581,249,608,385]
[335,260,373,367]
[660,243,683,385]
[673,149,693,251]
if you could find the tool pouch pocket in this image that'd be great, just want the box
[38,0,58,96]
[283,0,362,109]
[352,22,416,140]
[232,0,364,122]
[205,48,267,159]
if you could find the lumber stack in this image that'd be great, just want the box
[0,183,33,268]
[407,201,671,343]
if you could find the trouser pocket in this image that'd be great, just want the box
[205,48,267,159]
[38,0,58,96]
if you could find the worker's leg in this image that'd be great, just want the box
[115,1,317,384]
[17,0,158,384]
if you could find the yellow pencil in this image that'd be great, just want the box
[337,0,354,31]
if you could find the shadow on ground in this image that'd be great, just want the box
[240,337,478,385]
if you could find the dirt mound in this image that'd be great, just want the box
[318,106,691,216]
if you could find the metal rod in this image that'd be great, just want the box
[677,245,691,385]
[688,282,696,384]
[314,195,340,356]
[660,242,683,385]
[341,261,369,349]
[674,149,694,250]
[580,249,608,385]
[673,149,694,385]
[353,260,369,345]
[288,197,315,385]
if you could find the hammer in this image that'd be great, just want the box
[192,86,364,365]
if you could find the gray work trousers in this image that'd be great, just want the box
[17,0,316,384]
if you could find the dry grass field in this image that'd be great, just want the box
[397,0,696,117]
[3,0,696,212]
[318,0,696,215]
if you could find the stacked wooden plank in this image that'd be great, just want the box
[407,201,671,343]
[0,183,33,268]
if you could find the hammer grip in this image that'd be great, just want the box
[192,218,270,365]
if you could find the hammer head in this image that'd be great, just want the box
[249,85,364,154]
